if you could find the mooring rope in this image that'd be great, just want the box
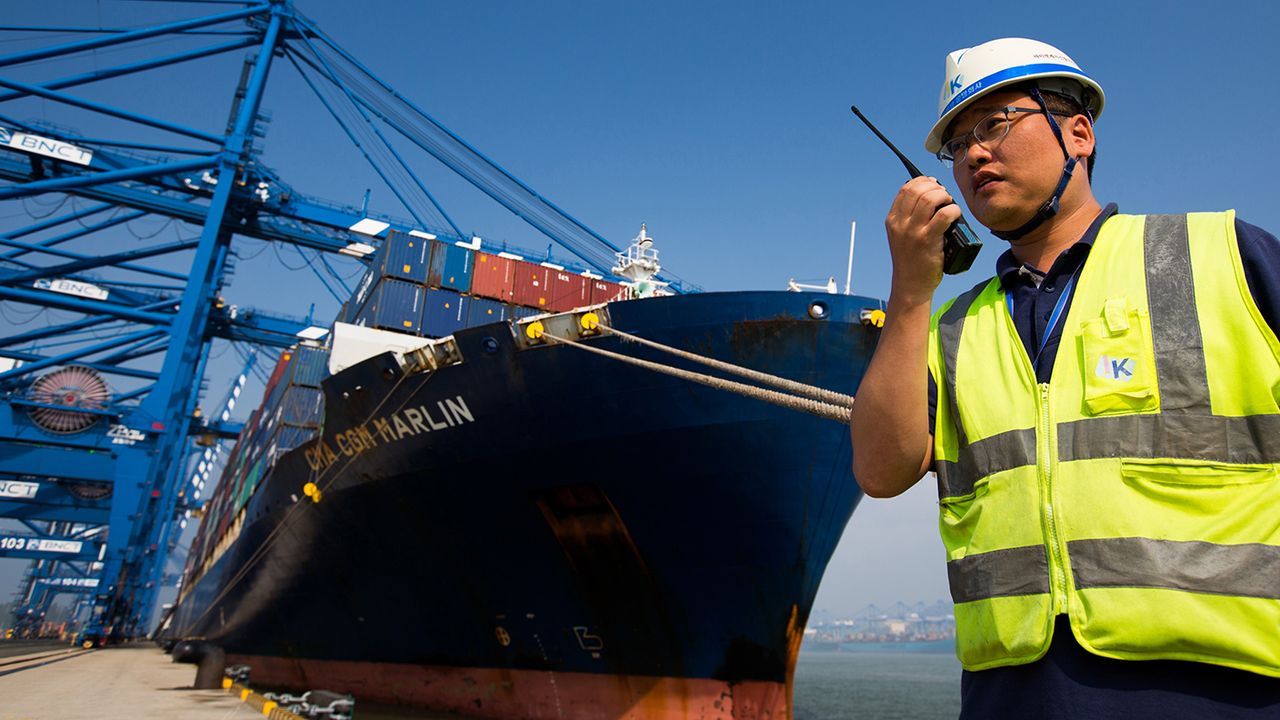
[593,322,856,408]
[539,330,852,424]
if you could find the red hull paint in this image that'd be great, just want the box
[229,654,792,720]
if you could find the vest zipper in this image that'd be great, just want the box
[1038,382,1068,612]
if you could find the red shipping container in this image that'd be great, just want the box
[471,252,516,302]
[260,351,292,405]
[512,260,551,309]
[547,269,590,311]
[589,278,628,304]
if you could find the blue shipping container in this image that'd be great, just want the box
[372,231,432,283]
[422,288,469,338]
[286,345,329,388]
[271,424,317,458]
[465,297,512,326]
[353,278,425,334]
[277,385,324,427]
[428,240,474,293]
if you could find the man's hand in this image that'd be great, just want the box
[851,177,959,498]
[884,176,960,305]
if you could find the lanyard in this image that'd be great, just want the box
[1005,268,1079,373]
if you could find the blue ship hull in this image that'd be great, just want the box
[167,290,878,719]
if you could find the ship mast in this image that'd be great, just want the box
[611,224,669,298]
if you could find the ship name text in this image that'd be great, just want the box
[304,395,475,472]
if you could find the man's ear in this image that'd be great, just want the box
[1065,114,1095,159]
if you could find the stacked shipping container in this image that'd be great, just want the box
[345,231,628,339]
[187,344,329,578]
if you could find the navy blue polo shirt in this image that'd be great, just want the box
[925,204,1280,718]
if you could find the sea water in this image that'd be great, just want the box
[793,651,962,720]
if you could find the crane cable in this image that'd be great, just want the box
[535,321,853,424]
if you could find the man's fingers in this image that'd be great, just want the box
[890,177,953,226]
[927,203,963,235]
[888,176,930,218]
[912,187,955,225]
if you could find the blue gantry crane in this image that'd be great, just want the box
[0,0,682,641]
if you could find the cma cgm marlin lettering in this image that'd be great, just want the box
[304,396,475,472]
[160,228,879,720]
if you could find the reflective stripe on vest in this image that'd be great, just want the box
[948,545,1050,603]
[1144,215,1211,412]
[948,538,1280,603]
[1059,414,1280,464]
[1069,538,1280,600]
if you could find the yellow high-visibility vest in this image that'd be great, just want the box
[928,212,1280,675]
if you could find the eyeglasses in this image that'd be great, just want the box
[937,106,1069,167]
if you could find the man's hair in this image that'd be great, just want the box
[1023,81,1097,181]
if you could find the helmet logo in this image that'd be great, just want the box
[949,75,963,95]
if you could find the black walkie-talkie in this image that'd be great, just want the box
[849,104,982,275]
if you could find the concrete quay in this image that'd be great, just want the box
[0,644,252,720]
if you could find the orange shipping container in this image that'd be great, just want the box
[471,252,516,302]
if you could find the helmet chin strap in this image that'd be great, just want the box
[992,87,1078,242]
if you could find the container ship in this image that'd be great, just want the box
[162,226,879,719]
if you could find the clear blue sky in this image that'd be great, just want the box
[2,0,1278,618]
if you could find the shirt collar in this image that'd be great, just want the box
[996,203,1119,290]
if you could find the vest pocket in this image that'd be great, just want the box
[1120,458,1275,487]
[1116,459,1277,542]
[939,477,991,555]
[1079,304,1158,416]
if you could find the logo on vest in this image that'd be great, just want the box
[1094,354,1134,381]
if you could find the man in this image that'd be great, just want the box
[849,38,1280,718]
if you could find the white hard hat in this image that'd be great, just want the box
[924,38,1105,153]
